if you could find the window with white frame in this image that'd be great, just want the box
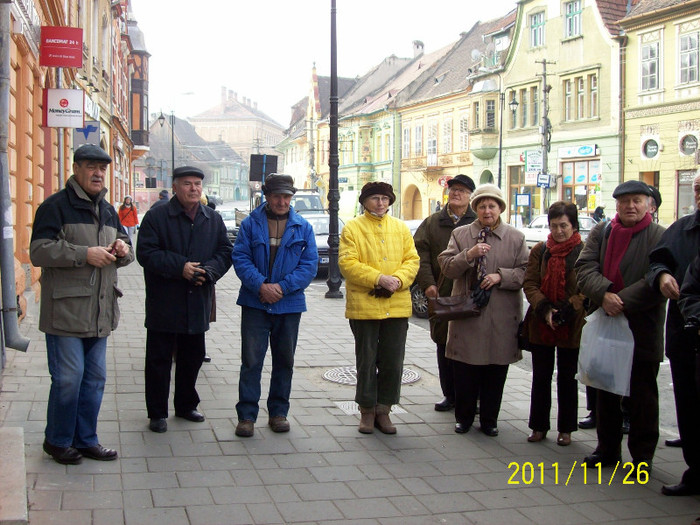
[577,77,585,119]
[680,31,699,84]
[509,91,517,129]
[589,74,598,117]
[414,124,423,156]
[384,134,391,161]
[375,133,382,161]
[641,41,659,91]
[564,79,573,120]
[402,127,411,157]
[520,89,528,128]
[531,86,539,127]
[427,121,438,166]
[530,12,545,47]
[473,101,480,129]
[564,1,581,38]
[486,100,496,129]
[442,117,452,153]
[459,113,469,151]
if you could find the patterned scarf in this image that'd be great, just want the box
[475,226,491,282]
[603,212,652,293]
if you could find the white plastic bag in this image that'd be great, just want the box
[576,308,634,396]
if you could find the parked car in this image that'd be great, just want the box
[519,214,598,249]
[217,209,238,243]
[290,191,324,215]
[406,219,429,319]
[304,213,344,276]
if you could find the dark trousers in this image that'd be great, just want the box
[145,330,205,419]
[670,352,700,485]
[595,358,659,461]
[436,343,455,402]
[528,345,579,433]
[453,361,508,429]
[349,318,408,407]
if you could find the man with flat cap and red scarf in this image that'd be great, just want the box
[576,180,666,471]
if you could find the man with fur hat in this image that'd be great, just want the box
[413,174,477,411]
[339,181,419,434]
[232,174,317,437]
[576,179,666,470]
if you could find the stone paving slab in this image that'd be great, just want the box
[1,255,698,524]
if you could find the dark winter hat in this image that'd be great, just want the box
[159,189,169,198]
[73,144,112,164]
[262,174,297,195]
[647,185,662,209]
[359,181,395,205]
[172,166,204,179]
[612,180,651,199]
[447,174,476,192]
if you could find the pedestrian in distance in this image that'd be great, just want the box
[522,201,586,447]
[413,174,477,412]
[30,143,134,464]
[438,184,528,437]
[232,174,317,438]
[575,180,666,470]
[118,195,139,243]
[150,189,169,209]
[339,181,419,434]
[136,166,233,433]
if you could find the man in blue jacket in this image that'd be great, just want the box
[137,166,232,433]
[232,174,317,437]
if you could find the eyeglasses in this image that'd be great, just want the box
[448,187,471,195]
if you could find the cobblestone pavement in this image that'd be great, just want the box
[0,251,697,524]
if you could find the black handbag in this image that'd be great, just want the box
[427,274,481,321]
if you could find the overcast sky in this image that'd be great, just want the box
[131,1,518,127]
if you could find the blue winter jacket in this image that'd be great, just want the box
[233,203,318,314]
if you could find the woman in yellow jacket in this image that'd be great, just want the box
[339,182,419,434]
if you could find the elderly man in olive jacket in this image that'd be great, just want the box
[137,166,232,433]
[413,174,476,411]
[575,180,666,470]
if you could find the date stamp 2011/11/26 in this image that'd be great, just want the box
[507,461,650,486]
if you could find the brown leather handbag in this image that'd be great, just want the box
[427,274,481,321]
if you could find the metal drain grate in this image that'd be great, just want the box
[323,366,420,385]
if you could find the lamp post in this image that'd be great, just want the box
[157,111,175,183]
[497,88,519,189]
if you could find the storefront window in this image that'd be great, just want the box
[509,165,540,227]
[561,158,601,214]
[679,170,697,217]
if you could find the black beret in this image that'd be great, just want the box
[159,189,169,198]
[73,144,111,164]
[172,166,204,179]
[447,174,476,192]
[648,185,662,208]
[262,174,297,195]
[612,180,652,199]
[359,181,396,205]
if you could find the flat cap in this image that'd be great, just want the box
[262,174,297,195]
[612,180,652,199]
[447,174,476,192]
[648,185,662,208]
[172,166,204,179]
[73,144,112,164]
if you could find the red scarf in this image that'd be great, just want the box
[603,212,652,293]
[538,232,581,344]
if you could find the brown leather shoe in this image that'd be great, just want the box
[527,431,547,442]
[235,420,254,437]
[43,440,82,465]
[358,406,375,434]
[76,444,118,461]
[557,432,572,446]
[374,404,396,434]
[268,416,290,433]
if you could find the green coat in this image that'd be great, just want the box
[414,206,476,344]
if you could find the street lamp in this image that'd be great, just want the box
[158,111,175,182]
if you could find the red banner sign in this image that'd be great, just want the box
[40,26,83,68]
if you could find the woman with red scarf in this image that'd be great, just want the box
[523,201,586,446]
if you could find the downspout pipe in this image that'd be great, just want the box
[0,2,30,353]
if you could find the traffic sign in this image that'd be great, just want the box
[537,173,550,188]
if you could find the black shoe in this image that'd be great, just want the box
[621,416,630,435]
[665,437,682,447]
[454,422,470,434]
[76,444,118,461]
[434,397,454,412]
[203,354,212,363]
[578,412,596,429]
[481,426,499,437]
[43,440,82,465]
[662,482,700,496]
[582,452,621,468]
[149,418,167,433]
[175,410,205,422]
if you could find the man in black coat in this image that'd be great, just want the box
[137,166,232,433]
[646,173,700,495]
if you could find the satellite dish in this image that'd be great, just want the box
[471,49,482,62]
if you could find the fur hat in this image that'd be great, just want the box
[470,184,506,212]
[359,181,395,205]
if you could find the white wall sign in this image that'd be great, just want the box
[558,144,597,158]
[44,88,84,128]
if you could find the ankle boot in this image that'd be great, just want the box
[358,406,375,434]
[375,404,396,434]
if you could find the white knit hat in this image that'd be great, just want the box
[470,184,506,213]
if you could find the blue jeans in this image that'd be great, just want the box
[45,334,107,448]
[236,306,301,422]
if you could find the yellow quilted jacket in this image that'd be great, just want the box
[339,212,419,320]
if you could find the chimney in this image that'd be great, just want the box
[413,40,424,58]
[233,91,238,101]
[221,86,226,104]
[253,101,258,110]
[228,89,233,101]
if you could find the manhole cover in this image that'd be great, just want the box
[323,366,420,385]
[335,401,407,415]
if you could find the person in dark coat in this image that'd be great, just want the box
[137,166,232,433]
[150,189,170,209]
[646,172,700,496]
[413,174,476,411]
[575,180,666,470]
